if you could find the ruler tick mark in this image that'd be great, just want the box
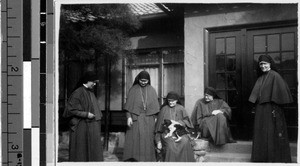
[7,75,22,76]
[8,151,23,153]
[2,132,17,134]
[8,36,20,38]
[8,132,17,134]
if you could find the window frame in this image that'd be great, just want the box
[124,47,184,105]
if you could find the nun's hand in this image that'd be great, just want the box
[170,120,182,126]
[87,112,95,119]
[127,117,133,127]
[157,141,162,150]
[212,110,223,115]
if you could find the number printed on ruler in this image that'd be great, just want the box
[1,0,24,165]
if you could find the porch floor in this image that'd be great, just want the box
[58,131,297,163]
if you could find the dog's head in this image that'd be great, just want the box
[159,119,172,133]
[163,119,172,126]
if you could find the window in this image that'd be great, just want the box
[125,47,184,105]
[252,31,297,107]
[210,32,241,112]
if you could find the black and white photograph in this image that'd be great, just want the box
[0,0,298,166]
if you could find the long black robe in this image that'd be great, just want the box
[155,104,195,162]
[123,84,160,161]
[63,86,103,161]
[191,98,234,145]
[249,70,293,162]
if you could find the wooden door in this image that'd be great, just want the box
[209,31,245,139]
[209,25,298,141]
[246,26,298,141]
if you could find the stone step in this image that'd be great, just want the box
[204,152,251,162]
[208,141,297,155]
[208,141,252,154]
[205,152,297,163]
[206,141,297,162]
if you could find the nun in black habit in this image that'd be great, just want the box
[63,71,103,161]
[249,55,293,162]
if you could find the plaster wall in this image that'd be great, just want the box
[184,4,297,116]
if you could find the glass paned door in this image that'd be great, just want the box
[247,26,298,141]
[209,31,243,139]
[209,25,297,141]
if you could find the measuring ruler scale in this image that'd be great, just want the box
[2,0,52,165]
[1,0,35,166]
[2,0,25,165]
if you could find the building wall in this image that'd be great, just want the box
[184,4,298,115]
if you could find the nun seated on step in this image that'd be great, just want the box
[154,91,196,162]
[191,87,236,146]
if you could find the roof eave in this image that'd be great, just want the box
[137,12,169,21]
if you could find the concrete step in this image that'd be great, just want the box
[205,152,251,162]
[205,141,297,163]
[205,152,298,163]
[208,141,252,154]
[204,141,251,162]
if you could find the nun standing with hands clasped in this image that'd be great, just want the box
[123,71,160,161]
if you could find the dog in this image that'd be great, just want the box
[160,119,200,142]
